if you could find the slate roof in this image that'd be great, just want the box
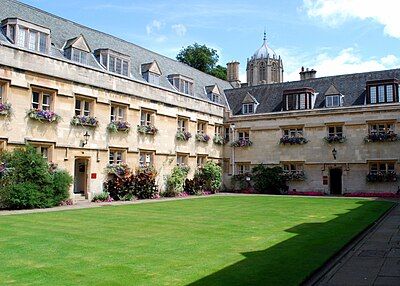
[0,0,232,105]
[224,69,400,115]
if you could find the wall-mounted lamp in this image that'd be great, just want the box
[332,148,337,160]
[82,131,90,147]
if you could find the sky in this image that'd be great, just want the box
[19,0,400,82]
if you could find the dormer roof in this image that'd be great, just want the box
[205,84,221,95]
[324,84,341,96]
[141,60,162,75]
[64,34,91,52]
[242,92,258,104]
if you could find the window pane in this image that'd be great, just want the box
[299,93,306,109]
[75,99,81,115]
[32,92,40,109]
[378,85,385,103]
[116,58,122,74]
[122,61,129,76]
[28,30,37,50]
[0,85,3,103]
[101,53,108,68]
[18,27,27,47]
[109,152,115,164]
[39,33,47,53]
[386,85,393,102]
[84,101,90,116]
[388,163,395,171]
[370,86,377,103]
[42,94,51,110]
[109,56,116,72]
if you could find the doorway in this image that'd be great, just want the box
[329,168,342,195]
[74,158,89,196]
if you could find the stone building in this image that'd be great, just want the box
[0,0,399,198]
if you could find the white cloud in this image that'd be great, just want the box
[146,20,163,35]
[303,0,400,38]
[283,47,400,81]
[171,24,187,37]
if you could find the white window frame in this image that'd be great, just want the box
[109,149,125,165]
[75,97,93,116]
[140,110,155,126]
[242,103,254,114]
[328,125,343,137]
[176,153,188,166]
[139,151,154,167]
[31,89,54,111]
[238,131,250,141]
[283,128,303,138]
[110,104,126,122]
[177,117,188,132]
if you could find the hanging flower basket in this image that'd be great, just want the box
[195,133,210,142]
[176,130,192,141]
[364,132,398,143]
[105,163,130,177]
[366,171,398,182]
[279,136,308,145]
[0,103,12,116]
[107,121,131,133]
[137,124,158,135]
[70,115,98,127]
[282,170,306,181]
[27,109,61,123]
[324,135,346,144]
[213,134,227,145]
[230,139,253,147]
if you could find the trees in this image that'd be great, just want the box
[176,43,227,80]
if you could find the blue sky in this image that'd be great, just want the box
[21,0,400,81]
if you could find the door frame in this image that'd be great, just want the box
[73,157,90,198]
[329,167,343,195]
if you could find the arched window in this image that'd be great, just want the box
[259,62,266,82]
[271,62,278,83]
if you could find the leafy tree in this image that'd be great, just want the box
[176,43,227,80]
[251,165,288,194]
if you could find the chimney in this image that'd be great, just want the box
[299,66,317,80]
[226,61,241,88]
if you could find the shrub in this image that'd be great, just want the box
[165,166,190,197]
[92,192,113,202]
[184,174,206,195]
[51,170,73,205]
[131,168,158,199]
[103,174,134,201]
[199,161,222,193]
[251,165,288,194]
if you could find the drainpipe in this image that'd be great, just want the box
[230,123,236,175]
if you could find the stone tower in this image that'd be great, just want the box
[246,32,283,86]
[226,61,241,88]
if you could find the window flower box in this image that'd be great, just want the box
[323,135,346,144]
[282,170,306,181]
[176,130,192,141]
[137,124,158,135]
[27,108,61,123]
[0,103,12,116]
[231,139,253,147]
[195,133,210,142]
[366,171,398,182]
[279,136,308,145]
[213,134,227,145]
[70,115,98,127]
[364,132,398,143]
[107,121,131,133]
[105,163,130,177]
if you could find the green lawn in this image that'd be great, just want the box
[0,196,393,286]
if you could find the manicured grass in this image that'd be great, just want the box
[0,196,393,286]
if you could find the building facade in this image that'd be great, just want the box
[0,0,399,198]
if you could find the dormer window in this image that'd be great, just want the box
[242,103,254,114]
[64,35,91,65]
[168,75,194,95]
[1,18,50,53]
[283,88,314,111]
[141,61,161,85]
[366,79,398,104]
[95,49,130,76]
[241,92,258,114]
[325,95,342,107]
[205,84,221,103]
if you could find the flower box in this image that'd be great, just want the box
[279,136,308,145]
[27,108,61,123]
[0,103,12,116]
[364,132,398,143]
[70,115,98,127]
[105,163,130,177]
[195,133,210,142]
[137,124,158,135]
[107,121,131,133]
[176,130,192,141]
[366,171,397,182]
[213,134,227,145]
[324,135,346,144]
[282,170,306,181]
[230,139,253,147]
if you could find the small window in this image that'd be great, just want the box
[325,95,342,107]
[32,144,52,162]
[197,121,207,134]
[139,151,154,167]
[283,128,303,138]
[238,131,249,141]
[368,83,397,104]
[369,162,395,174]
[177,117,188,132]
[144,72,160,85]
[328,126,343,137]
[109,149,125,164]
[224,127,230,142]
[0,83,5,104]
[176,153,188,166]
[368,122,394,135]
[110,105,126,122]
[31,89,54,111]
[208,92,219,102]
[140,110,155,126]
[168,75,194,95]
[237,164,250,175]
[283,163,303,172]
[75,97,93,116]
[214,125,223,136]
[70,48,88,65]
[197,155,207,168]
[242,103,254,114]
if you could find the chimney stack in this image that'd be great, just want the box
[226,61,241,88]
[299,66,317,80]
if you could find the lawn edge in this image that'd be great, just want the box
[301,200,398,286]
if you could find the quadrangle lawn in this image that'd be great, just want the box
[0,195,394,286]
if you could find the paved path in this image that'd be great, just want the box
[316,203,400,286]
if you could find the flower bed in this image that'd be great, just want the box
[195,133,210,142]
[107,121,131,133]
[343,192,400,198]
[0,103,12,116]
[324,135,346,144]
[282,171,306,181]
[280,136,308,145]
[213,134,227,145]
[176,130,192,141]
[105,163,130,177]
[288,191,326,196]
[27,109,61,123]
[231,139,253,147]
[92,192,114,203]
[137,124,158,135]
[366,171,398,182]
[364,132,398,143]
[71,115,98,127]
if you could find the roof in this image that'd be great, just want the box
[225,69,400,115]
[0,0,232,105]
